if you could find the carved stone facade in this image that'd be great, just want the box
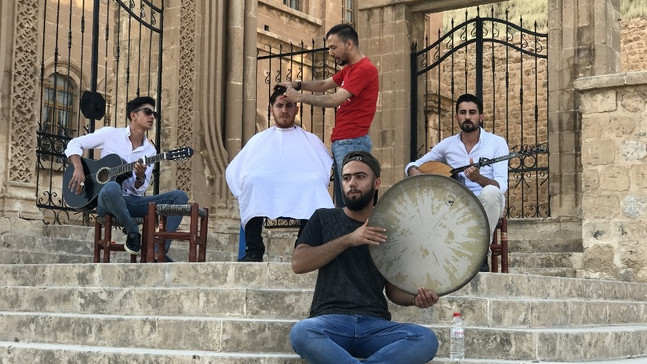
[0,0,42,220]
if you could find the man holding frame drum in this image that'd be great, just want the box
[290,151,439,364]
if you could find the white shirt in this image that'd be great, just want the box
[225,126,334,227]
[405,128,509,196]
[64,126,156,196]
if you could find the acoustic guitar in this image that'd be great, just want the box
[62,147,193,212]
[418,144,548,178]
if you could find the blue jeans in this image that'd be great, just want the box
[331,134,372,207]
[290,314,438,364]
[96,182,189,253]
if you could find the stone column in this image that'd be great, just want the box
[575,71,647,282]
[358,2,425,190]
[546,0,620,218]
[0,0,43,220]
[160,0,200,202]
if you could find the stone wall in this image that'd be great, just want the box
[621,17,647,72]
[575,71,647,283]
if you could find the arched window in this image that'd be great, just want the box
[41,73,76,137]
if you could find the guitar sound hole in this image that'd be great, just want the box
[96,168,110,184]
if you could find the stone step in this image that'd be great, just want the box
[1,263,646,302]
[1,341,645,364]
[0,262,318,290]
[508,252,581,268]
[1,286,645,328]
[508,267,579,278]
[508,238,583,253]
[1,234,93,255]
[0,341,305,364]
[507,218,582,240]
[1,312,646,361]
[28,224,294,263]
[0,248,91,264]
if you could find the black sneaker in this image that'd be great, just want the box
[155,255,174,263]
[124,232,141,255]
[237,253,263,262]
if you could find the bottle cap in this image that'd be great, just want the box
[453,312,461,317]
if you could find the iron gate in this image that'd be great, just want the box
[256,41,338,141]
[36,0,164,225]
[411,8,550,218]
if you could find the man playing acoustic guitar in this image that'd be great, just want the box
[405,93,509,272]
[65,96,188,261]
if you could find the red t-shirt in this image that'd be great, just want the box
[331,57,379,142]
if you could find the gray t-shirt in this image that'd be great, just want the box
[296,208,391,320]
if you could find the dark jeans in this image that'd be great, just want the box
[96,181,189,253]
[244,217,307,257]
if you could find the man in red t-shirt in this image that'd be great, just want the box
[283,23,379,207]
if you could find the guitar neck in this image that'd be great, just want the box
[450,153,520,174]
[109,152,166,178]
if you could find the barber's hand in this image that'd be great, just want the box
[412,288,439,308]
[464,158,482,182]
[283,87,302,103]
[277,81,296,89]
[348,219,386,247]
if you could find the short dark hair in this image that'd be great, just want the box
[342,150,380,178]
[269,85,287,106]
[126,96,156,121]
[326,23,359,46]
[455,93,483,114]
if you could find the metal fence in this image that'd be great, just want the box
[36,0,164,225]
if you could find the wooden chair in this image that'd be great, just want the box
[144,202,209,263]
[94,215,148,263]
[489,217,508,273]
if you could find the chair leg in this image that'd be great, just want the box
[156,215,167,263]
[490,225,499,273]
[94,220,102,263]
[188,203,198,262]
[103,215,114,263]
[146,202,157,263]
[501,217,509,273]
[198,208,209,262]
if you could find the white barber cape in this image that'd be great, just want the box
[225,125,334,227]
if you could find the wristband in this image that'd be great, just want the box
[295,81,302,91]
[136,177,145,183]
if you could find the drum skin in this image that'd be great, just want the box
[369,174,489,296]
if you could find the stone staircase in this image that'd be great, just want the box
[507,218,584,278]
[0,217,646,363]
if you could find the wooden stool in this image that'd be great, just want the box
[94,215,147,263]
[490,217,508,273]
[144,202,209,263]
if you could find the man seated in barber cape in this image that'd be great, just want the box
[226,85,334,262]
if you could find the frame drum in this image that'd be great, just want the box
[369,174,489,296]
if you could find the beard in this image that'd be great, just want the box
[460,120,479,132]
[345,186,375,211]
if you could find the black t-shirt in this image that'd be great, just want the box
[296,208,391,320]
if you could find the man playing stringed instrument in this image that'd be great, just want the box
[405,93,509,272]
[65,96,188,261]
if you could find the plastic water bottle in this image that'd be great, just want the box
[450,312,465,360]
